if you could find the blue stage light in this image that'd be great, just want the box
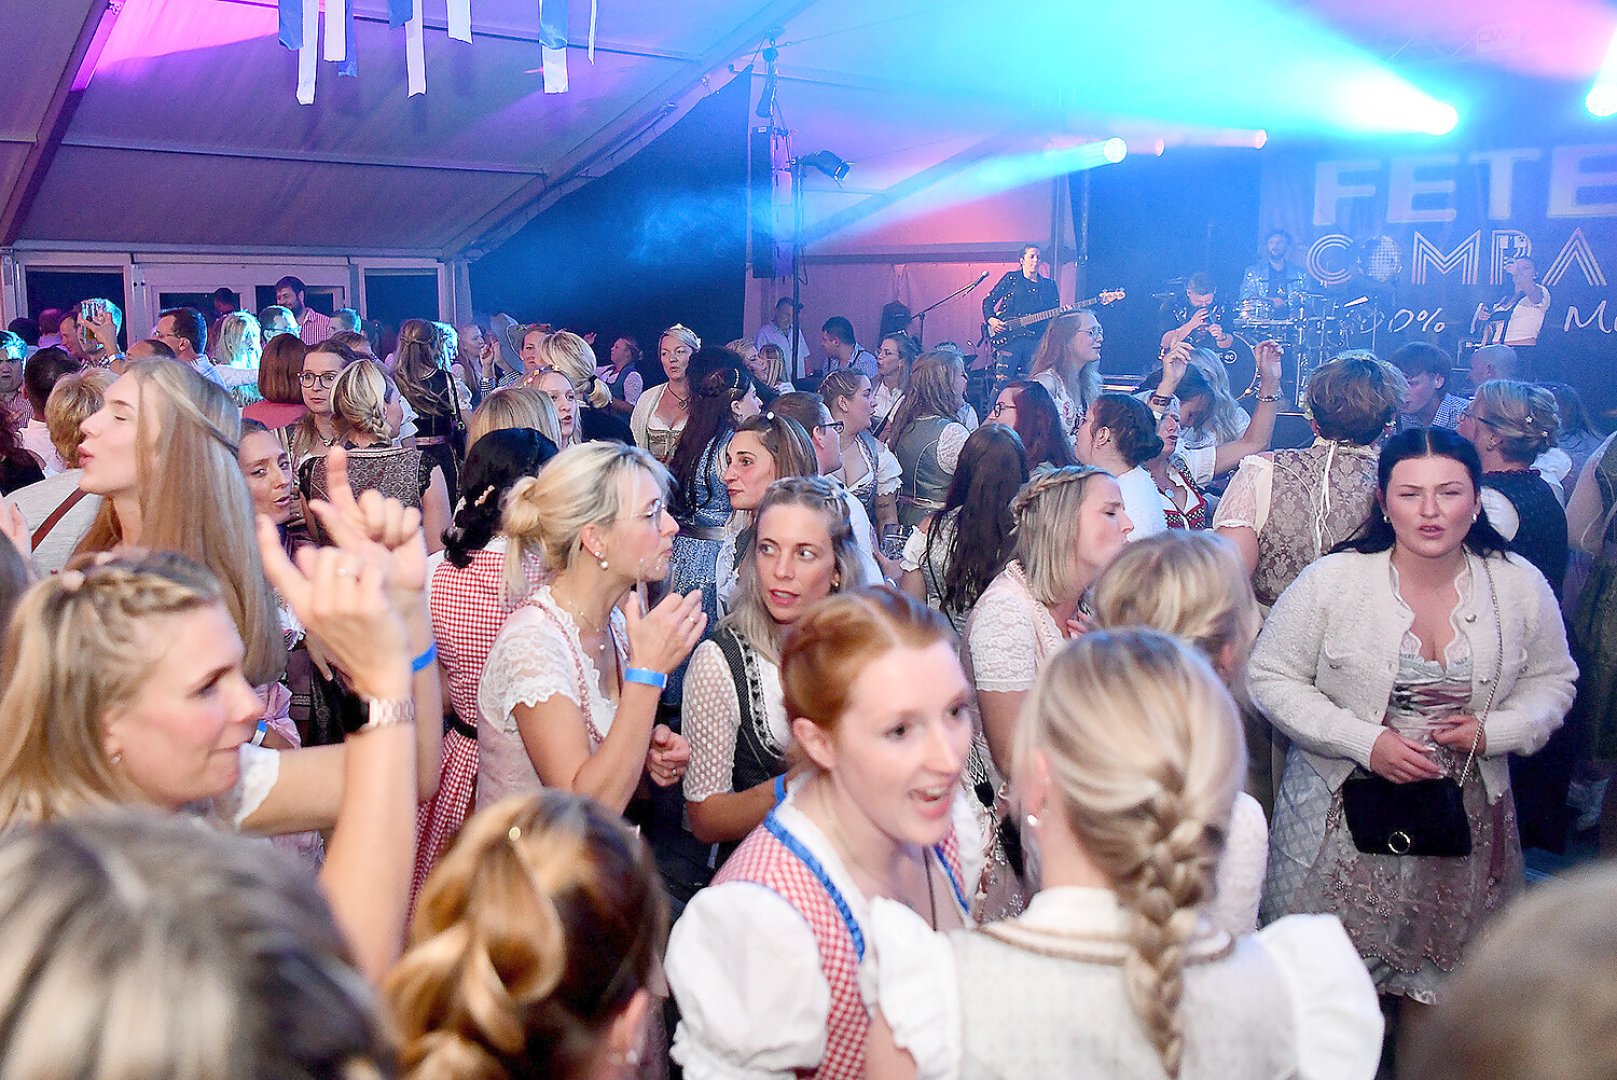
[1102,137,1128,164]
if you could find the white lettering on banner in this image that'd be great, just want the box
[1313,161,1380,227]
[1305,228,1607,289]
[1306,233,1356,286]
[1466,149,1542,220]
[1411,230,1480,284]
[1311,145,1617,225]
[1387,155,1460,224]
[1544,228,1608,287]
[1565,300,1611,333]
[1548,146,1617,219]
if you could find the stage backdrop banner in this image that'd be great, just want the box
[1258,138,1617,414]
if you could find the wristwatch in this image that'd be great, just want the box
[357,696,416,733]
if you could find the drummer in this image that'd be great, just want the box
[1239,228,1314,308]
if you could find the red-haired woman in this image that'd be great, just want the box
[667,587,980,1079]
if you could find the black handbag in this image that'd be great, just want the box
[1341,774,1471,856]
[1340,560,1502,858]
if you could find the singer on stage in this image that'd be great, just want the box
[983,244,1061,380]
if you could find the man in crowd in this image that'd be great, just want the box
[154,307,231,390]
[275,276,334,345]
[817,315,877,383]
[260,305,299,341]
[1390,342,1467,432]
[754,297,810,383]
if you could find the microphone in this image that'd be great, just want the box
[970,270,990,288]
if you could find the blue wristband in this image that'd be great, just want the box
[411,641,438,673]
[773,774,788,805]
[250,718,269,747]
[624,667,668,690]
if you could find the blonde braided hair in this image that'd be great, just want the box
[0,552,224,825]
[1009,464,1109,605]
[385,791,666,1080]
[1016,629,1243,1076]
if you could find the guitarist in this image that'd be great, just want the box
[1159,271,1235,355]
[983,244,1061,380]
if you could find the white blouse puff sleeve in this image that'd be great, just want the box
[865,903,1381,1080]
[668,793,983,1080]
[682,640,786,804]
[876,442,903,496]
[1211,792,1267,935]
[477,607,585,737]
[227,743,282,829]
[1212,453,1274,533]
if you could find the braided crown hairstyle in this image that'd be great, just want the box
[0,552,224,825]
[1010,464,1110,605]
[1016,629,1244,1077]
[385,791,666,1080]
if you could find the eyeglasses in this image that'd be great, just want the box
[816,420,846,435]
[1459,407,1501,430]
[990,401,1017,417]
[298,371,340,388]
[1077,326,1104,341]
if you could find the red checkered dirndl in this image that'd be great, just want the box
[711,810,967,1080]
[412,548,542,905]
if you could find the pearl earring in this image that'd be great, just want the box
[1025,812,1040,829]
[594,550,609,571]
[110,751,123,767]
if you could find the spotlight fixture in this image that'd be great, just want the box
[1101,137,1128,164]
[797,150,851,183]
[755,37,779,119]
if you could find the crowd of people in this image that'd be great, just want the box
[0,281,1610,1080]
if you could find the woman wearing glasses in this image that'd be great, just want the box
[987,380,1076,473]
[1029,311,1105,439]
[285,338,361,467]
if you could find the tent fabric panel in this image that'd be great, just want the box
[18,145,532,252]
[0,0,100,141]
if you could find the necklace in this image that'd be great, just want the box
[667,385,690,410]
[813,781,940,930]
[552,587,611,654]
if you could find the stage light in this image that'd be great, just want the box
[1102,137,1128,164]
[797,150,851,183]
[1253,129,1268,149]
[1587,26,1617,117]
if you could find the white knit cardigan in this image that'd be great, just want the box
[1248,549,1577,802]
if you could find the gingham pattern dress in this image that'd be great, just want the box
[670,801,969,1080]
[413,542,543,901]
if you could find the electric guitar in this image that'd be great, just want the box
[985,290,1126,349]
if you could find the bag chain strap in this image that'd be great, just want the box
[1457,558,1503,788]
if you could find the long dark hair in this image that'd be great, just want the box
[669,348,753,516]
[1333,427,1510,558]
[444,428,560,566]
[1004,380,1076,468]
[927,423,1030,617]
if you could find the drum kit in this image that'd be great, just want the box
[1225,290,1376,410]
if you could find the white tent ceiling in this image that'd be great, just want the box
[0,0,1606,259]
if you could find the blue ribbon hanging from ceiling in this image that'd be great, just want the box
[277,0,302,50]
[388,0,412,28]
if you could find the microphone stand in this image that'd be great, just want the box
[907,273,989,348]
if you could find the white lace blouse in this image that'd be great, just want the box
[475,586,627,809]
[963,561,1065,694]
[866,886,1383,1080]
[682,638,788,803]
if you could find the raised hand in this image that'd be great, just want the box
[256,516,410,701]
[1255,340,1283,392]
[623,587,707,676]
[308,444,428,602]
